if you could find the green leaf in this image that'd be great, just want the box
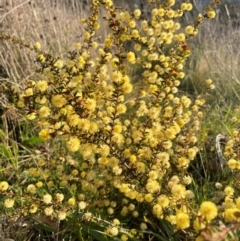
[22,136,44,146]
[141,219,176,241]
[0,143,13,159]
[81,224,109,241]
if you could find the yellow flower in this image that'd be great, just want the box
[75,43,82,49]
[183,176,192,185]
[227,158,237,170]
[157,195,169,208]
[140,222,148,230]
[225,208,240,222]
[98,157,109,167]
[144,193,154,203]
[162,140,172,150]
[35,80,48,92]
[55,193,64,203]
[121,82,133,94]
[89,122,99,134]
[68,198,76,207]
[209,84,215,90]
[0,181,9,191]
[77,119,90,132]
[193,218,206,231]
[78,201,87,210]
[129,155,136,163]
[185,25,195,35]
[104,0,113,6]
[4,198,14,208]
[207,10,216,19]
[43,194,52,204]
[44,206,54,216]
[38,54,46,62]
[206,78,212,85]
[177,157,190,168]
[149,85,158,93]
[134,9,141,18]
[29,204,38,214]
[121,234,128,241]
[111,71,123,83]
[195,236,204,241]
[176,212,190,229]
[146,180,161,193]
[93,22,100,30]
[167,0,175,6]
[104,34,114,47]
[186,3,193,11]
[66,136,81,152]
[34,42,41,49]
[25,88,33,96]
[116,104,127,114]
[171,184,186,199]
[224,186,234,196]
[112,133,124,145]
[57,210,67,221]
[109,227,119,236]
[132,130,142,143]
[27,184,37,194]
[38,159,45,166]
[36,181,43,188]
[17,100,25,108]
[112,166,122,175]
[174,33,186,42]
[39,129,51,141]
[67,114,80,127]
[39,106,51,119]
[77,56,86,69]
[85,98,96,112]
[84,31,91,40]
[199,201,218,221]
[98,144,110,157]
[111,57,119,68]
[136,162,146,173]
[235,196,240,209]
[129,20,136,28]
[181,96,191,108]
[35,96,47,104]
[128,204,135,211]
[181,2,188,10]
[224,196,235,209]
[157,152,170,163]
[187,147,198,160]
[51,94,67,108]
[148,107,160,119]
[26,112,37,120]
[152,204,163,218]
[126,52,136,64]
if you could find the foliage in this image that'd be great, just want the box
[1,0,240,240]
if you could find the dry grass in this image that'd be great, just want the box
[0,0,89,80]
[184,3,240,106]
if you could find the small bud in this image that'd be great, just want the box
[34,42,41,50]
[207,10,216,19]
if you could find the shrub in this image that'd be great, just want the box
[1,0,240,240]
